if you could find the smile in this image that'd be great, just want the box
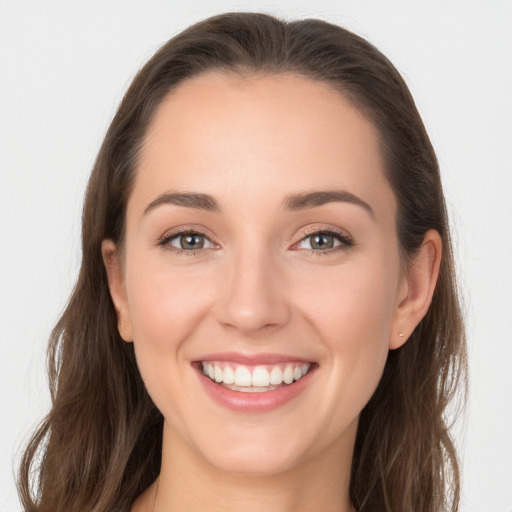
[201,361,311,392]
[194,356,317,412]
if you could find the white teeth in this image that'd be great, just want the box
[223,365,235,384]
[269,366,283,385]
[283,366,294,384]
[201,361,312,389]
[234,366,252,386]
[223,384,280,393]
[252,366,270,387]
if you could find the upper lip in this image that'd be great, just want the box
[194,352,315,365]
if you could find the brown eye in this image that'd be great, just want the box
[310,233,335,250]
[165,232,214,251]
[297,232,340,251]
[179,233,205,249]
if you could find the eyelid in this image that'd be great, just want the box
[157,225,220,251]
[168,233,215,250]
[156,224,353,255]
[291,225,354,252]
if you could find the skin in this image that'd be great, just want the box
[102,72,441,512]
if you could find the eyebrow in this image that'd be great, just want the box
[144,192,221,215]
[143,189,374,218]
[281,190,375,218]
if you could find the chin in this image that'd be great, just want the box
[205,445,302,477]
[188,424,310,477]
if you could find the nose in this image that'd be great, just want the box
[214,247,291,337]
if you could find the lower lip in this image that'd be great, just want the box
[195,365,317,413]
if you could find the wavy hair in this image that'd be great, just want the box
[18,12,466,512]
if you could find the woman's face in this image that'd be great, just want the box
[106,72,411,476]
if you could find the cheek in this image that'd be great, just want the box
[298,256,397,344]
[123,257,217,423]
[294,257,397,418]
[125,258,213,351]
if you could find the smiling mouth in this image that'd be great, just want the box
[200,361,313,393]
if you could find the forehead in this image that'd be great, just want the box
[132,71,395,221]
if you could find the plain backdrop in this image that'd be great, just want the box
[1,1,511,511]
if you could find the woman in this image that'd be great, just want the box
[18,12,466,512]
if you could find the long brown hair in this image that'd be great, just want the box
[18,12,467,512]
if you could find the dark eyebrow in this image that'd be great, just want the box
[143,189,374,218]
[143,192,221,215]
[282,189,375,218]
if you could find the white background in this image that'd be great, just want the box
[1,1,511,511]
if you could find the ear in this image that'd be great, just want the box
[389,229,442,350]
[101,239,133,342]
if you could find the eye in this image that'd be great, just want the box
[160,231,215,252]
[295,229,353,252]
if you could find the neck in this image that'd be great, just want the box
[133,419,357,512]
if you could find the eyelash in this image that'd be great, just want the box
[157,228,214,257]
[157,227,354,257]
[294,227,354,256]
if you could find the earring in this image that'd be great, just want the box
[398,332,404,338]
